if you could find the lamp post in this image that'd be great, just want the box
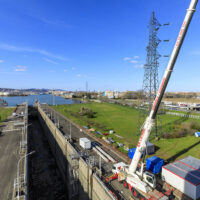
[17,151,35,200]
[21,124,31,144]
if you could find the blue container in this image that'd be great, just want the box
[95,131,102,135]
[146,156,164,174]
[129,148,144,159]
[194,132,200,137]
[128,148,136,159]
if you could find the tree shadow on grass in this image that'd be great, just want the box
[161,112,192,134]
[166,140,200,163]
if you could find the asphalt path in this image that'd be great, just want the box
[0,105,25,200]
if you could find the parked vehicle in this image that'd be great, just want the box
[108,137,114,143]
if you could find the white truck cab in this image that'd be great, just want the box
[112,162,127,174]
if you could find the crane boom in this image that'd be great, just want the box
[129,0,198,174]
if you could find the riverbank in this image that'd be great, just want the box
[0,107,15,125]
[0,94,82,106]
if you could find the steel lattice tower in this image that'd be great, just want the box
[137,12,162,138]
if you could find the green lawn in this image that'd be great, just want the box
[52,103,200,161]
[0,107,15,125]
[154,136,200,162]
[53,103,140,145]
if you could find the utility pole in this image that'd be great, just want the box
[70,122,72,141]
[53,90,55,106]
[86,81,88,92]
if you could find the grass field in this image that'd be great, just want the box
[53,102,200,161]
[0,107,15,125]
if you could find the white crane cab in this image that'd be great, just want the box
[143,171,156,189]
[135,162,156,189]
[114,161,156,192]
[123,164,156,192]
[112,162,127,174]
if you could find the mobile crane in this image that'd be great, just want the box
[110,0,199,199]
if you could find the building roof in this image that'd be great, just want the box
[163,156,200,186]
[80,137,90,142]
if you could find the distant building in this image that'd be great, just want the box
[163,101,173,105]
[0,92,9,96]
[103,91,114,99]
[64,93,74,98]
[103,91,126,99]
[51,90,65,96]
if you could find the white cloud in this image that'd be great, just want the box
[72,67,76,70]
[0,43,68,61]
[27,14,72,29]
[14,65,27,72]
[0,59,4,63]
[123,57,131,61]
[64,69,68,72]
[41,19,71,29]
[77,74,87,78]
[134,64,144,68]
[43,58,58,64]
[50,70,55,72]
[124,56,139,62]
[130,60,138,64]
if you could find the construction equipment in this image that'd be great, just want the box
[106,173,118,182]
[111,0,199,199]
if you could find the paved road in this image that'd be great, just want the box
[0,105,25,200]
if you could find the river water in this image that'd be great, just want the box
[1,94,81,107]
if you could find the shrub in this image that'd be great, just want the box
[190,121,200,130]
[162,128,187,139]
[78,107,95,118]
[162,132,171,139]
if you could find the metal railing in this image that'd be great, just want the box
[12,103,29,200]
[166,111,200,119]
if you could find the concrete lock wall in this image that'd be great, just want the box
[37,104,114,200]
[93,174,115,200]
[37,106,70,197]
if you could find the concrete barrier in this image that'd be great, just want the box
[37,104,114,200]
[93,174,116,200]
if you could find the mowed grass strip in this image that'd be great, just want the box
[0,107,15,125]
[53,102,200,161]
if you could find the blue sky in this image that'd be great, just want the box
[0,0,199,91]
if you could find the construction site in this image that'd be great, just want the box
[0,0,200,200]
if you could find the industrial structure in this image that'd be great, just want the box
[0,1,199,200]
[137,11,162,138]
